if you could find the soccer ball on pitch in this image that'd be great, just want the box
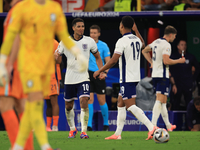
[153,128,170,143]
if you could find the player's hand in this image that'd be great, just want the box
[93,70,100,79]
[99,72,107,80]
[54,51,60,60]
[77,54,87,72]
[0,63,9,87]
[172,84,177,94]
[179,57,185,64]
[150,62,153,68]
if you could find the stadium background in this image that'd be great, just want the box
[0,11,200,131]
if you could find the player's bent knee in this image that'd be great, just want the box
[80,97,89,108]
[50,95,58,105]
[65,103,73,111]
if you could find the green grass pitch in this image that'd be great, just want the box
[0,131,200,150]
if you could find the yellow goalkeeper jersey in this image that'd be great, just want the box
[5,0,75,75]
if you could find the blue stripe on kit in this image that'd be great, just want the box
[122,52,126,83]
[162,62,166,78]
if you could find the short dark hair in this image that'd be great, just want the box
[164,25,177,35]
[90,25,101,32]
[178,39,187,45]
[194,97,200,106]
[72,18,84,27]
[121,16,134,29]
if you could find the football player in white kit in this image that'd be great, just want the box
[56,18,104,139]
[94,16,157,140]
[142,25,185,131]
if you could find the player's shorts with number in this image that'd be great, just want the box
[44,73,60,99]
[119,82,138,100]
[153,78,170,96]
[64,81,90,102]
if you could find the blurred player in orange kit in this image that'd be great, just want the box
[0,0,33,149]
[45,40,61,132]
[0,0,87,150]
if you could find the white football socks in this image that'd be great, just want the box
[65,108,76,131]
[115,106,126,136]
[127,105,154,131]
[152,100,162,126]
[80,108,89,133]
[161,103,171,129]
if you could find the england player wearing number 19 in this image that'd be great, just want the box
[56,18,104,139]
[94,16,157,140]
[142,25,185,131]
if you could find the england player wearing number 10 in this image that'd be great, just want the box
[56,18,104,139]
[142,25,185,131]
[94,16,157,140]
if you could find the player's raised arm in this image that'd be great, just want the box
[0,4,22,86]
[163,54,185,65]
[132,22,145,49]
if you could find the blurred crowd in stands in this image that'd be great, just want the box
[1,0,200,13]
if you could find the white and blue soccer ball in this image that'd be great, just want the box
[153,128,170,143]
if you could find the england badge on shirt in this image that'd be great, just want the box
[50,13,56,25]
[82,44,88,51]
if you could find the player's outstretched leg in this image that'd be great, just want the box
[105,106,126,140]
[80,108,89,139]
[65,108,77,138]
[161,103,176,131]
[152,100,162,127]
[127,105,157,140]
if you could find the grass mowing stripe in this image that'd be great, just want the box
[0,131,199,150]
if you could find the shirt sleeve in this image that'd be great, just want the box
[8,3,22,33]
[55,4,75,50]
[148,41,154,50]
[55,4,67,36]
[0,4,22,55]
[162,43,171,56]
[114,39,124,55]
[90,38,98,54]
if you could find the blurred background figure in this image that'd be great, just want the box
[170,40,199,111]
[187,97,200,131]
[173,0,200,10]
[88,25,110,131]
